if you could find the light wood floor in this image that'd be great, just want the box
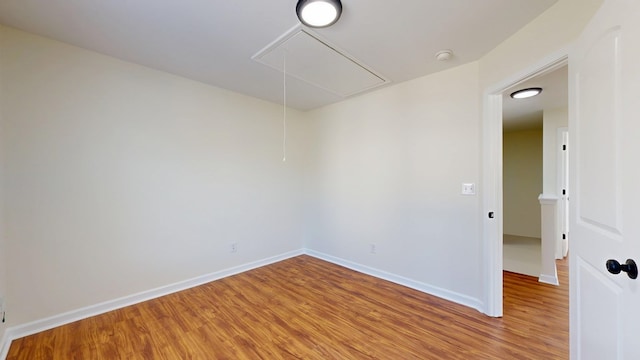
[8,255,568,359]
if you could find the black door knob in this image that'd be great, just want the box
[606,259,638,279]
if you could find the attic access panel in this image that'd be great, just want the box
[253,26,389,98]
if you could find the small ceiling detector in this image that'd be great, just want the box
[435,50,453,61]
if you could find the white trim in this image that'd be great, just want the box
[538,194,560,285]
[0,331,8,360]
[481,88,504,317]
[305,249,484,312]
[538,194,559,204]
[557,127,569,259]
[539,274,560,286]
[482,46,569,318]
[0,247,488,358]
[0,249,304,359]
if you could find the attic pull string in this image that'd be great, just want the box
[282,51,287,162]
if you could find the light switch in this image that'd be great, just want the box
[462,183,476,195]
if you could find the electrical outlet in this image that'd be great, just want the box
[461,183,476,195]
[370,244,376,254]
[230,242,238,253]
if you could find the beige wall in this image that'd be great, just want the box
[0,25,310,326]
[305,63,483,301]
[503,129,543,238]
[479,0,602,88]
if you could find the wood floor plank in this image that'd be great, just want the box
[7,255,569,359]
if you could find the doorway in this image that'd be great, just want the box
[502,126,543,277]
[482,53,568,317]
[502,65,568,279]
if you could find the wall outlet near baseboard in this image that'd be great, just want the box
[370,244,376,254]
[230,242,238,253]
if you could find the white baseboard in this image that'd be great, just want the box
[1,248,485,359]
[303,249,484,312]
[539,273,560,286]
[0,249,304,360]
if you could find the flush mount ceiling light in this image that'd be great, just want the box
[296,0,343,28]
[510,87,543,99]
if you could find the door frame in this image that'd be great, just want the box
[557,127,569,259]
[482,48,569,317]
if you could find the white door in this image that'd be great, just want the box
[569,0,640,359]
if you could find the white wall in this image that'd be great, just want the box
[543,107,568,195]
[479,0,603,88]
[0,25,309,326]
[503,129,543,238]
[304,63,482,302]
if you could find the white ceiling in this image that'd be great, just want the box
[0,0,558,111]
[503,65,568,131]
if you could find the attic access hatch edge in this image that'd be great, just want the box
[252,25,390,98]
